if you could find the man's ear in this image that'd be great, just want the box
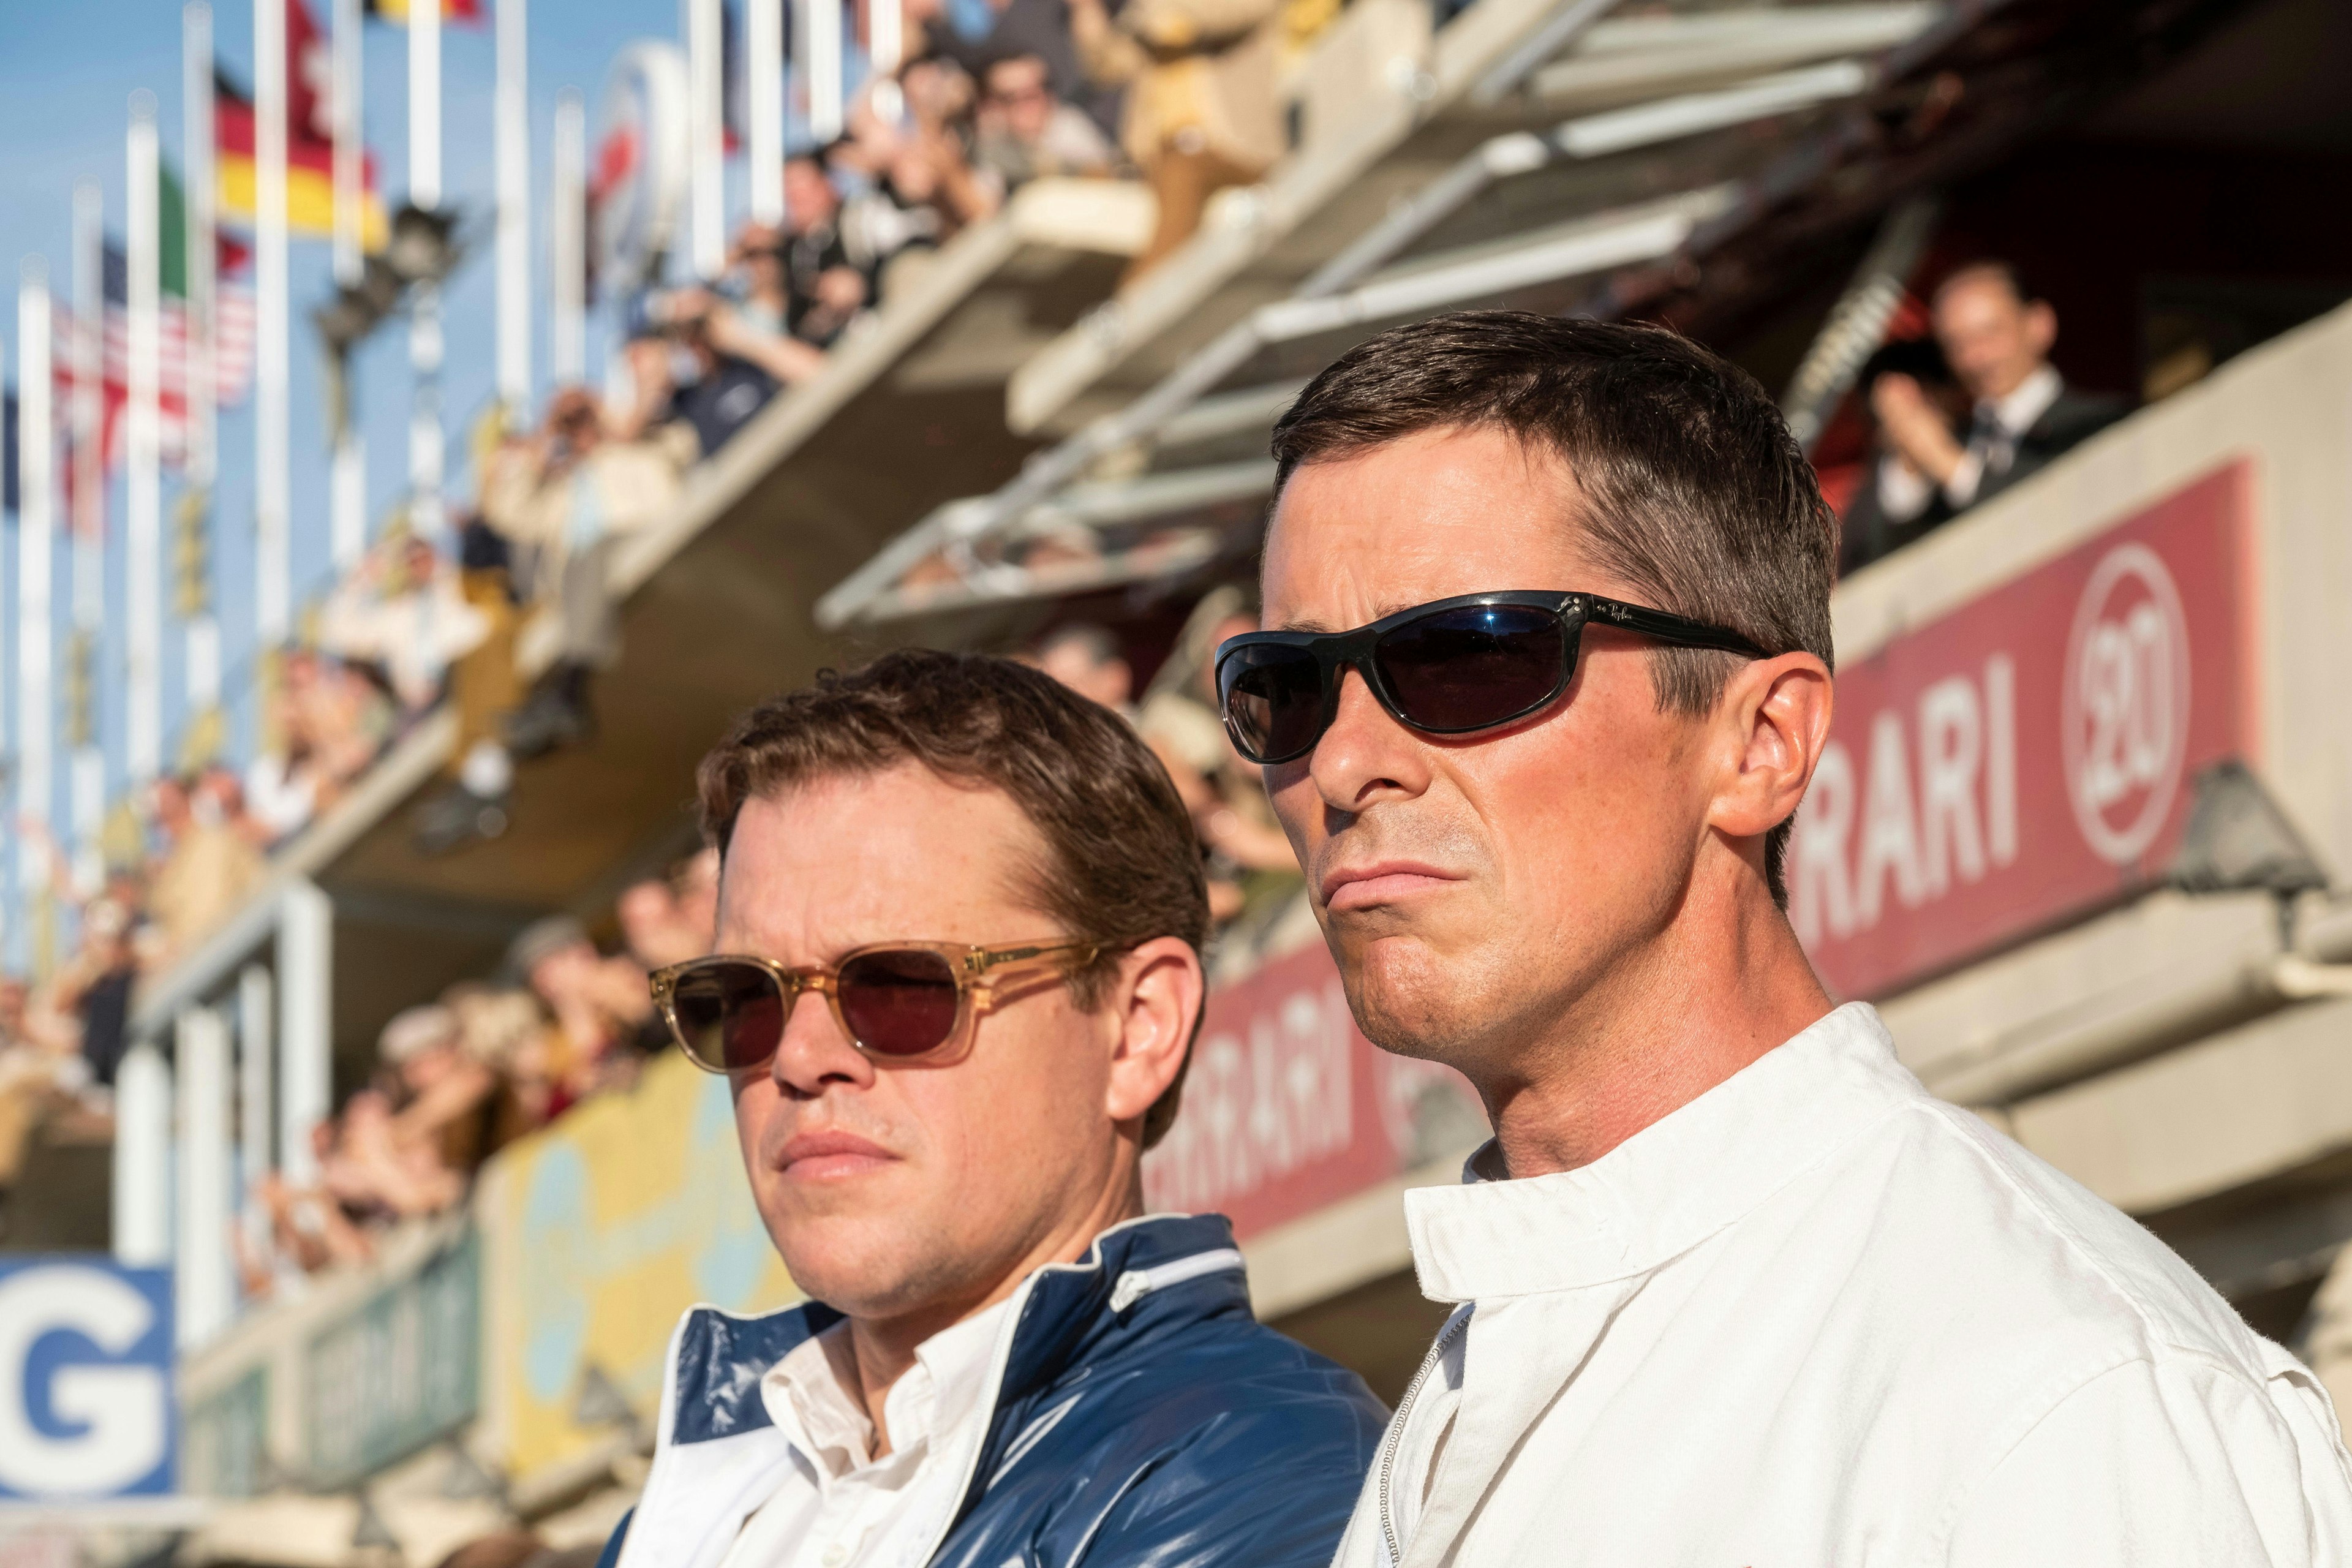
[1103,937,1203,1130]
[1708,652,1834,844]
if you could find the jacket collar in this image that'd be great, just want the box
[1405,1003,1918,1302]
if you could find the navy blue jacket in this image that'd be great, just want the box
[600,1214,1387,1568]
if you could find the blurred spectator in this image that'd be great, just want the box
[377,1003,502,1177]
[63,898,138,1090]
[1133,592,1302,927]
[507,916,657,1118]
[317,529,491,715]
[974,53,1118,194]
[1069,0,1284,277]
[617,849,720,971]
[1023,622,1134,712]
[145,770,268,965]
[922,0,1125,141]
[778,156,884,349]
[1852,262,2126,566]
[247,650,395,842]
[618,295,821,459]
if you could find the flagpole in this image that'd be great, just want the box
[872,0,903,81]
[17,265,56,971]
[69,184,104,899]
[496,0,531,413]
[184,3,222,737]
[688,0,724,278]
[127,94,164,788]
[410,0,445,541]
[255,0,291,649]
[749,0,783,225]
[331,0,366,573]
[550,86,586,385]
[810,0,843,145]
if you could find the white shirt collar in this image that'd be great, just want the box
[1406,1003,1921,1300]
[1979,363,2062,438]
[761,1295,1015,1487]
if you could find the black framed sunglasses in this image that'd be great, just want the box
[1215,590,1768,765]
[650,938,1101,1074]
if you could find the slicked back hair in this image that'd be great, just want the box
[697,648,1209,1146]
[1268,311,1837,905]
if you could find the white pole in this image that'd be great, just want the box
[496,0,531,411]
[68,186,104,900]
[749,0,783,225]
[175,1006,235,1346]
[550,88,586,383]
[810,0,844,145]
[236,964,274,1245]
[184,3,222,723]
[127,96,164,787]
[331,0,367,575]
[112,1040,173,1266]
[410,0,446,540]
[688,0,725,278]
[15,266,55,940]
[255,0,292,647]
[871,0,903,80]
[276,880,332,1189]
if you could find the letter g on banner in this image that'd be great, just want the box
[0,1262,175,1499]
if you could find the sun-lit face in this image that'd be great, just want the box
[1258,426,1717,1087]
[715,764,1128,1322]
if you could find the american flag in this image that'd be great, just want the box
[48,243,255,481]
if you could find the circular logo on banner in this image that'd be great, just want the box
[2062,543,2192,865]
[592,40,692,294]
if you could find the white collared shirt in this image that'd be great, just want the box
[1877,362,2064,521]
[1332,1003,2352,1568]
[718,1298,1013,1568]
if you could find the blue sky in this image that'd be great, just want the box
[0,0,736,962]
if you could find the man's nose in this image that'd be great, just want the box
[770,988,873,1097]
[1306,665,1433,813]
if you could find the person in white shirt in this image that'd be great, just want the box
[1860,260,2124,553]
[601,649,1385,1568]
[1213,309,2352,1566]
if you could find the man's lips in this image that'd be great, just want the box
[1320,861,1463,911]
[774,1129,897,1181]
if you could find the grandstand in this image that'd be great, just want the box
[7,0,2351,1559]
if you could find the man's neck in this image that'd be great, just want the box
[1485,876,1833,1180]
[839,1171,1145,1456]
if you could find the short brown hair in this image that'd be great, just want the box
[696,648,1208,1145]
[1268,311,1836,905]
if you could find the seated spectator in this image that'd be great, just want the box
[616,849,720,972]
[317,529,491,715]
[1023,622,1134,713]
[1069,0,1284,278]
[473,384,696,776]
[246,650,394,843]
[779,155,880,349]
[973,53,1117,194]
[145,769,268,966]
[1853,261,2127,564]
[412,510,529,856]
[919,0,1124,141]
[505,916,656,1118]
[377,1002,502,1179]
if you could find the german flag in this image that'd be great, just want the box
[361,0,486,21]
[215,68,388,249]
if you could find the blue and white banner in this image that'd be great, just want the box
[0,1259,175,1501]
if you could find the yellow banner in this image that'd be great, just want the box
[477,1051,799,1481]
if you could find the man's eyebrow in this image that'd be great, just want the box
[1273,616,1340,633]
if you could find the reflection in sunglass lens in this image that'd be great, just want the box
[671,962,786,1072]
[838,947,963,1057]
[1376,606,1567,733]
[1220,643,1328,763]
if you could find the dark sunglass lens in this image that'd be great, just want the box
[1220,644,1327,761]
[837,948,963,1057]
[671,963,786,1072]
[1376,606,1568,733]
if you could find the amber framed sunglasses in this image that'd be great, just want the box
[649,939,1103,1073]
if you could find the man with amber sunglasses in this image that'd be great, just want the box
[598,649,1383,1568]
[1242,312,2352,1566]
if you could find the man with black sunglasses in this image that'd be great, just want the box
[1238,311,2352,1566]
[597,650,1384,1568]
